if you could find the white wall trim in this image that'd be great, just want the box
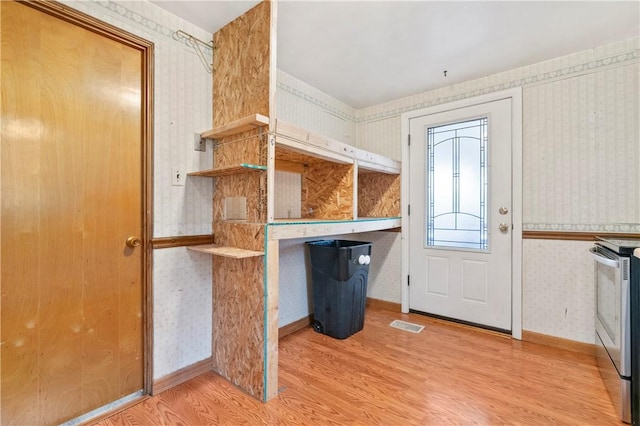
[400,87,523,339]
[400,113,410,313]
[511,88,523,340]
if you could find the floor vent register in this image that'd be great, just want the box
[389,319,424,333]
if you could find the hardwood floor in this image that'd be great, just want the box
[94,306,619,425]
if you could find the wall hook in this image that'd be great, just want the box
[175,30,213,74]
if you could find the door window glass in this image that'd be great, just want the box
[425,118,488,250]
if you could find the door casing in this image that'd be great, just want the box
[6,0,155,407]
[401,88,523,339]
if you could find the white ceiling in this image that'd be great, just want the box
[152,1,640,109]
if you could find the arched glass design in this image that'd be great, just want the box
[426,117,488,250]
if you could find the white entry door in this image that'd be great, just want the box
[408,98,512,331]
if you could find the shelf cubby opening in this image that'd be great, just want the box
[357,168,401,219]
[274,145,354,221]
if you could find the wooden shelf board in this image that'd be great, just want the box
[275,136,353,165]
[187,244,264,258]
[274,119,401,174]
[201,114,269,140]
[267,217,402,241]
[358,161,401,175]
[188,163,267,177]
[354,149,401,175]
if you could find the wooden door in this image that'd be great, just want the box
[1,2,148,424]
[408,98,513,331]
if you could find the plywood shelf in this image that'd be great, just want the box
[273,119,401,174]
[267,217,402,240]
[356,154,401,175]
[187,244,264,258]
[201,114,269,141]
[188,163,267,177]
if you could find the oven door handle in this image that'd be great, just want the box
[589,247,619,268]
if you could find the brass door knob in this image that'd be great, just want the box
[126,236,142,248]
[498,223,509,233]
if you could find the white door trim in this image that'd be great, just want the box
[401,87,523,339]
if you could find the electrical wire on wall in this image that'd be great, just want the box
[174,30,213,74]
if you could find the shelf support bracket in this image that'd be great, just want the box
[175,30,213,74]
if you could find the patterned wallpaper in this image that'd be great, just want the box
[152,249,212,376]
[274,171,302,219]
[523,240,596,343]
[277,70,356,142]
[278,238,314,326]
[524,64,639,232]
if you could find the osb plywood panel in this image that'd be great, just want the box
[213,173,267,224]
[187,244,264,258]
[302,162,353,220]
[189,164,266,178]
[213,1,271,127]
[212,256,265,400]
[358,172,401,217]
[275,147,325,165]
[275,159,306,174]
[201,114,269,139]
[213,132,267,169]
[213,222,265,252]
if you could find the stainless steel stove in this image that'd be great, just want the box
[597,237,640,256]
[591,237,640,423]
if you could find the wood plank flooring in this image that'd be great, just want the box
[94,306,619,425]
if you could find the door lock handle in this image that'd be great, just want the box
[126,236,142,248]
[498,223,509,233]
[499,207,509,215]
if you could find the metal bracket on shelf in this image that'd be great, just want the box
[194,132,207,152]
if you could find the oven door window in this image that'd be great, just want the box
[596,261,620,346]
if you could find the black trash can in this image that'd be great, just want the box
[306,240,372,339]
